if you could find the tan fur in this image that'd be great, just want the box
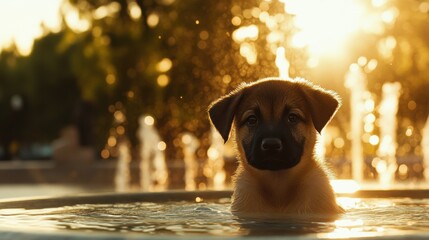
[208,77,344,219]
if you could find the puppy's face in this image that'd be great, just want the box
[209,78,340,172]
[234,83,310,171]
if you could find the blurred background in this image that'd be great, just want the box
[1,0,429,198]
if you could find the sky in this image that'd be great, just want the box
[0,0,63,56]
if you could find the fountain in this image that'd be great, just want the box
[375,82,401,187]
[0,187,428,239]
[114,141,131,192]
[181,132,200,190]
[423,116,429,181]
[1,1,429,239]
[345,63,367,182]
[275,46,290,79]
[137,115,168,191]
[204,126,227,190]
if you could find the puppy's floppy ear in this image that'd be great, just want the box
[300,83,341,133]
[208,88,243,142]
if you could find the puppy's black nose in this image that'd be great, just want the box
[261,138,283,151]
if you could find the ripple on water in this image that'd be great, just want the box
[0,198,428,238]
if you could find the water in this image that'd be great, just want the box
[344,63,367,182]
[1,197,428,239]
[138,115,168,191]
[204,126,227,190]
[181,133,200,191]
[376,82,401,186]
[422,116,429,181]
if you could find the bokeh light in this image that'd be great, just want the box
[144,116,155,126]
[156,58,173,72]
[147,13,160,28]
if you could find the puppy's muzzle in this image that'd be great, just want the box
[261,138,283,152]
[244,127,305,171]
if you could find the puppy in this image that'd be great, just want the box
[208,77,344,218]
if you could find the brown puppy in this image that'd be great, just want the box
[208,77,344,218]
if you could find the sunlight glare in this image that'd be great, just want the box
[280,0,366,58]
[330,179,360,194]
[336,197,361,210]
[0,0,62,55]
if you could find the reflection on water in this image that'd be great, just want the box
[0,197,428,238]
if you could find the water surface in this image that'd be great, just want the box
[0,197,428,239]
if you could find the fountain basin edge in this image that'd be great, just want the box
[0,189,429,209]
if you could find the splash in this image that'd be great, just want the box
[275,47,290,79]
[204,126,226,190]
[137,115,168,191]
[345,63,367,182]
[181,132,200,191]
[115,141,131,192]
[423,116,429,181]
[376,82,401,186]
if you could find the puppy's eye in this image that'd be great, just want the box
[287,113,300,124]
[246,115,258,126]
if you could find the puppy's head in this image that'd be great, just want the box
[208,78,340,172]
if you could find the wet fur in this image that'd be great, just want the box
[208,77,344,218]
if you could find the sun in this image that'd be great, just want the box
[280,0,367,58]
[232,0,376,67]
